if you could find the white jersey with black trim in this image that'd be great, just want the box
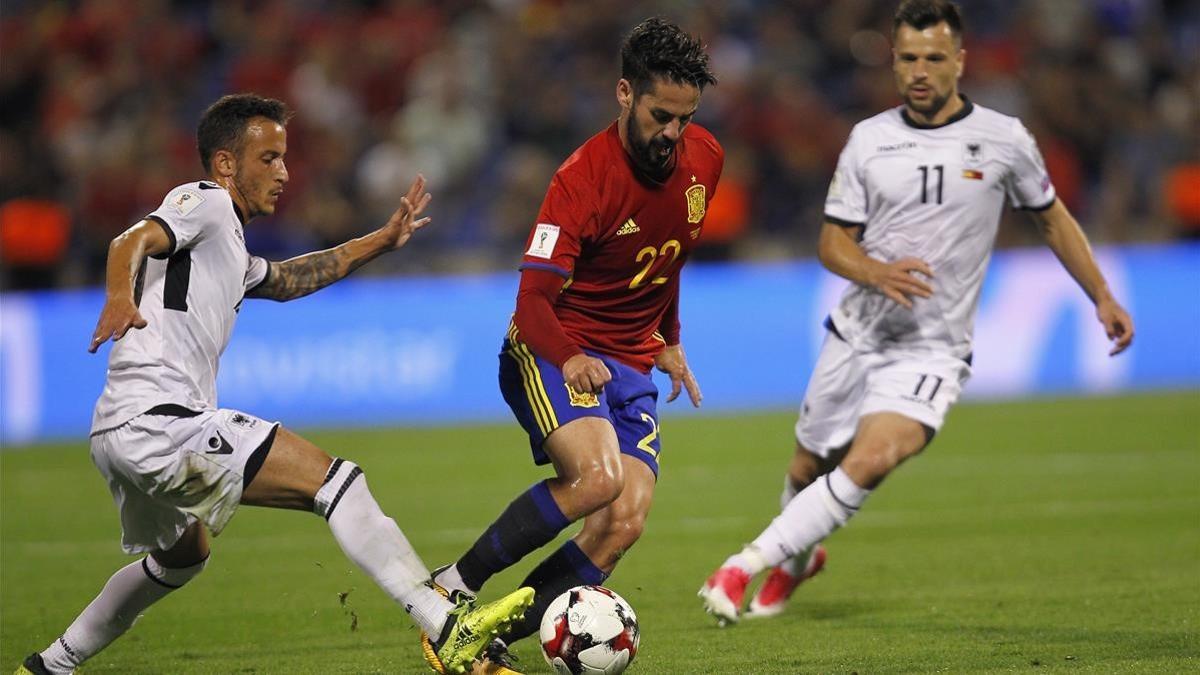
[91,181,270,433]
[823,98,1056,359]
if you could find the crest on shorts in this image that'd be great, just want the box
[230,412,257,429]
[565,383,600,408]
[685,183,706,224]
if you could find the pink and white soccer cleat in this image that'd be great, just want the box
[698,565,751,626]
[746,545,827,618]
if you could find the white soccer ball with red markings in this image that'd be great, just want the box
[539,585,640,674]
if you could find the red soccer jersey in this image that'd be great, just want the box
[515,121,724,372]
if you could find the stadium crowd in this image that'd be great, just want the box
[1,0,1197,289]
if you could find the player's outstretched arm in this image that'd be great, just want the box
[654,344,702,407]
[89,220,172,353]
[248,175,432,302]
[1030,198,1134,355]
[817,221,933,309]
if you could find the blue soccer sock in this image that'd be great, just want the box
[455,481,570,592]
[498,539,608,643]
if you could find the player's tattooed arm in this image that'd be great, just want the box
[249,246,372,301]
[248,175,431,302]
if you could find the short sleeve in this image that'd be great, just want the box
[519,172,597,278]
[145,184,218,258]
[824,128,868,226]
[1006,120,1056,211]
[244,255,270,293]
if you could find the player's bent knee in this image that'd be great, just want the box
[313,458,363,520]
[842,448,894,484]
[144,552,208,590]
[583,466,625,510]
[845,436,921,482]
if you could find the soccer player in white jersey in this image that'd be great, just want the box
[16,94,532,675]
[700,0,1134,624]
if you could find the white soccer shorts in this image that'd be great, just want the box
[794,332,972,458]
[90,406,279,554]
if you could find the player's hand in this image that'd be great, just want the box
[562,353,612,394]
[380,174,432,250]
[89,296,147,353]
[1096,296,1134,356]
[655,344,702,407]
[866,257,933,309]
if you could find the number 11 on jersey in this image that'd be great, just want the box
[918,165,944,204]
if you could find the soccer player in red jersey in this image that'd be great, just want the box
[423,17,723,668]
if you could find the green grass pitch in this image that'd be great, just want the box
[3,392,1197,673]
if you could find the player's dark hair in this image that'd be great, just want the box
[197,94,292,173]
[893,0,964,41]
[620,17,717,98]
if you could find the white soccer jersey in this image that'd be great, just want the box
[823,98,1055,359]
[91,181,270,433]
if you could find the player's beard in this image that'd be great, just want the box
[625,114,675,182]
[904,87,951,120]
[232,173,270,218]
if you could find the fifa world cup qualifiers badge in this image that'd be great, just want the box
[527,223,561,259]
[170,189,204,215]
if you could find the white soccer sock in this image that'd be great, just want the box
[432,563,472,596]
[777,474,811,577]
[318,461,452,636]
[40,555,206,674]
[728,467,870,575]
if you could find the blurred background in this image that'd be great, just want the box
[1,0,1198,445]
[1,0,1198,289]
[2,7,1196,670]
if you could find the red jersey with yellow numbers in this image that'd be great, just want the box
[517,121,724,372]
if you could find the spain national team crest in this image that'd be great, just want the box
[685,183,706,224]
[565,383,600,408]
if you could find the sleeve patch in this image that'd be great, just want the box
[169,189,204,216]
[526,223,561,259]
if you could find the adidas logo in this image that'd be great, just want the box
[616,219,640,236]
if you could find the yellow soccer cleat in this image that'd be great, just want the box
[422,587,534,674]
[15,653,51,675]
[473,639,523,675]
[422,632,524,674]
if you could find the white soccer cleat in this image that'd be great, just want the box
[698,565,751,626]
[745,545,827,619]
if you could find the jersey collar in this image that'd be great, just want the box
[200,180,248,225]
[230,200,247,225]
[901,94,974,130]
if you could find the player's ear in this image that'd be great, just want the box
[956,48,966,79]
[212,149,237,179]
[616,79,633,113]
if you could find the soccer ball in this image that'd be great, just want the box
[539,585,640,674]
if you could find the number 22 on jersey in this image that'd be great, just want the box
[629,239,681,289]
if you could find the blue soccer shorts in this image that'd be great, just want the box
[498,336,662,477]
